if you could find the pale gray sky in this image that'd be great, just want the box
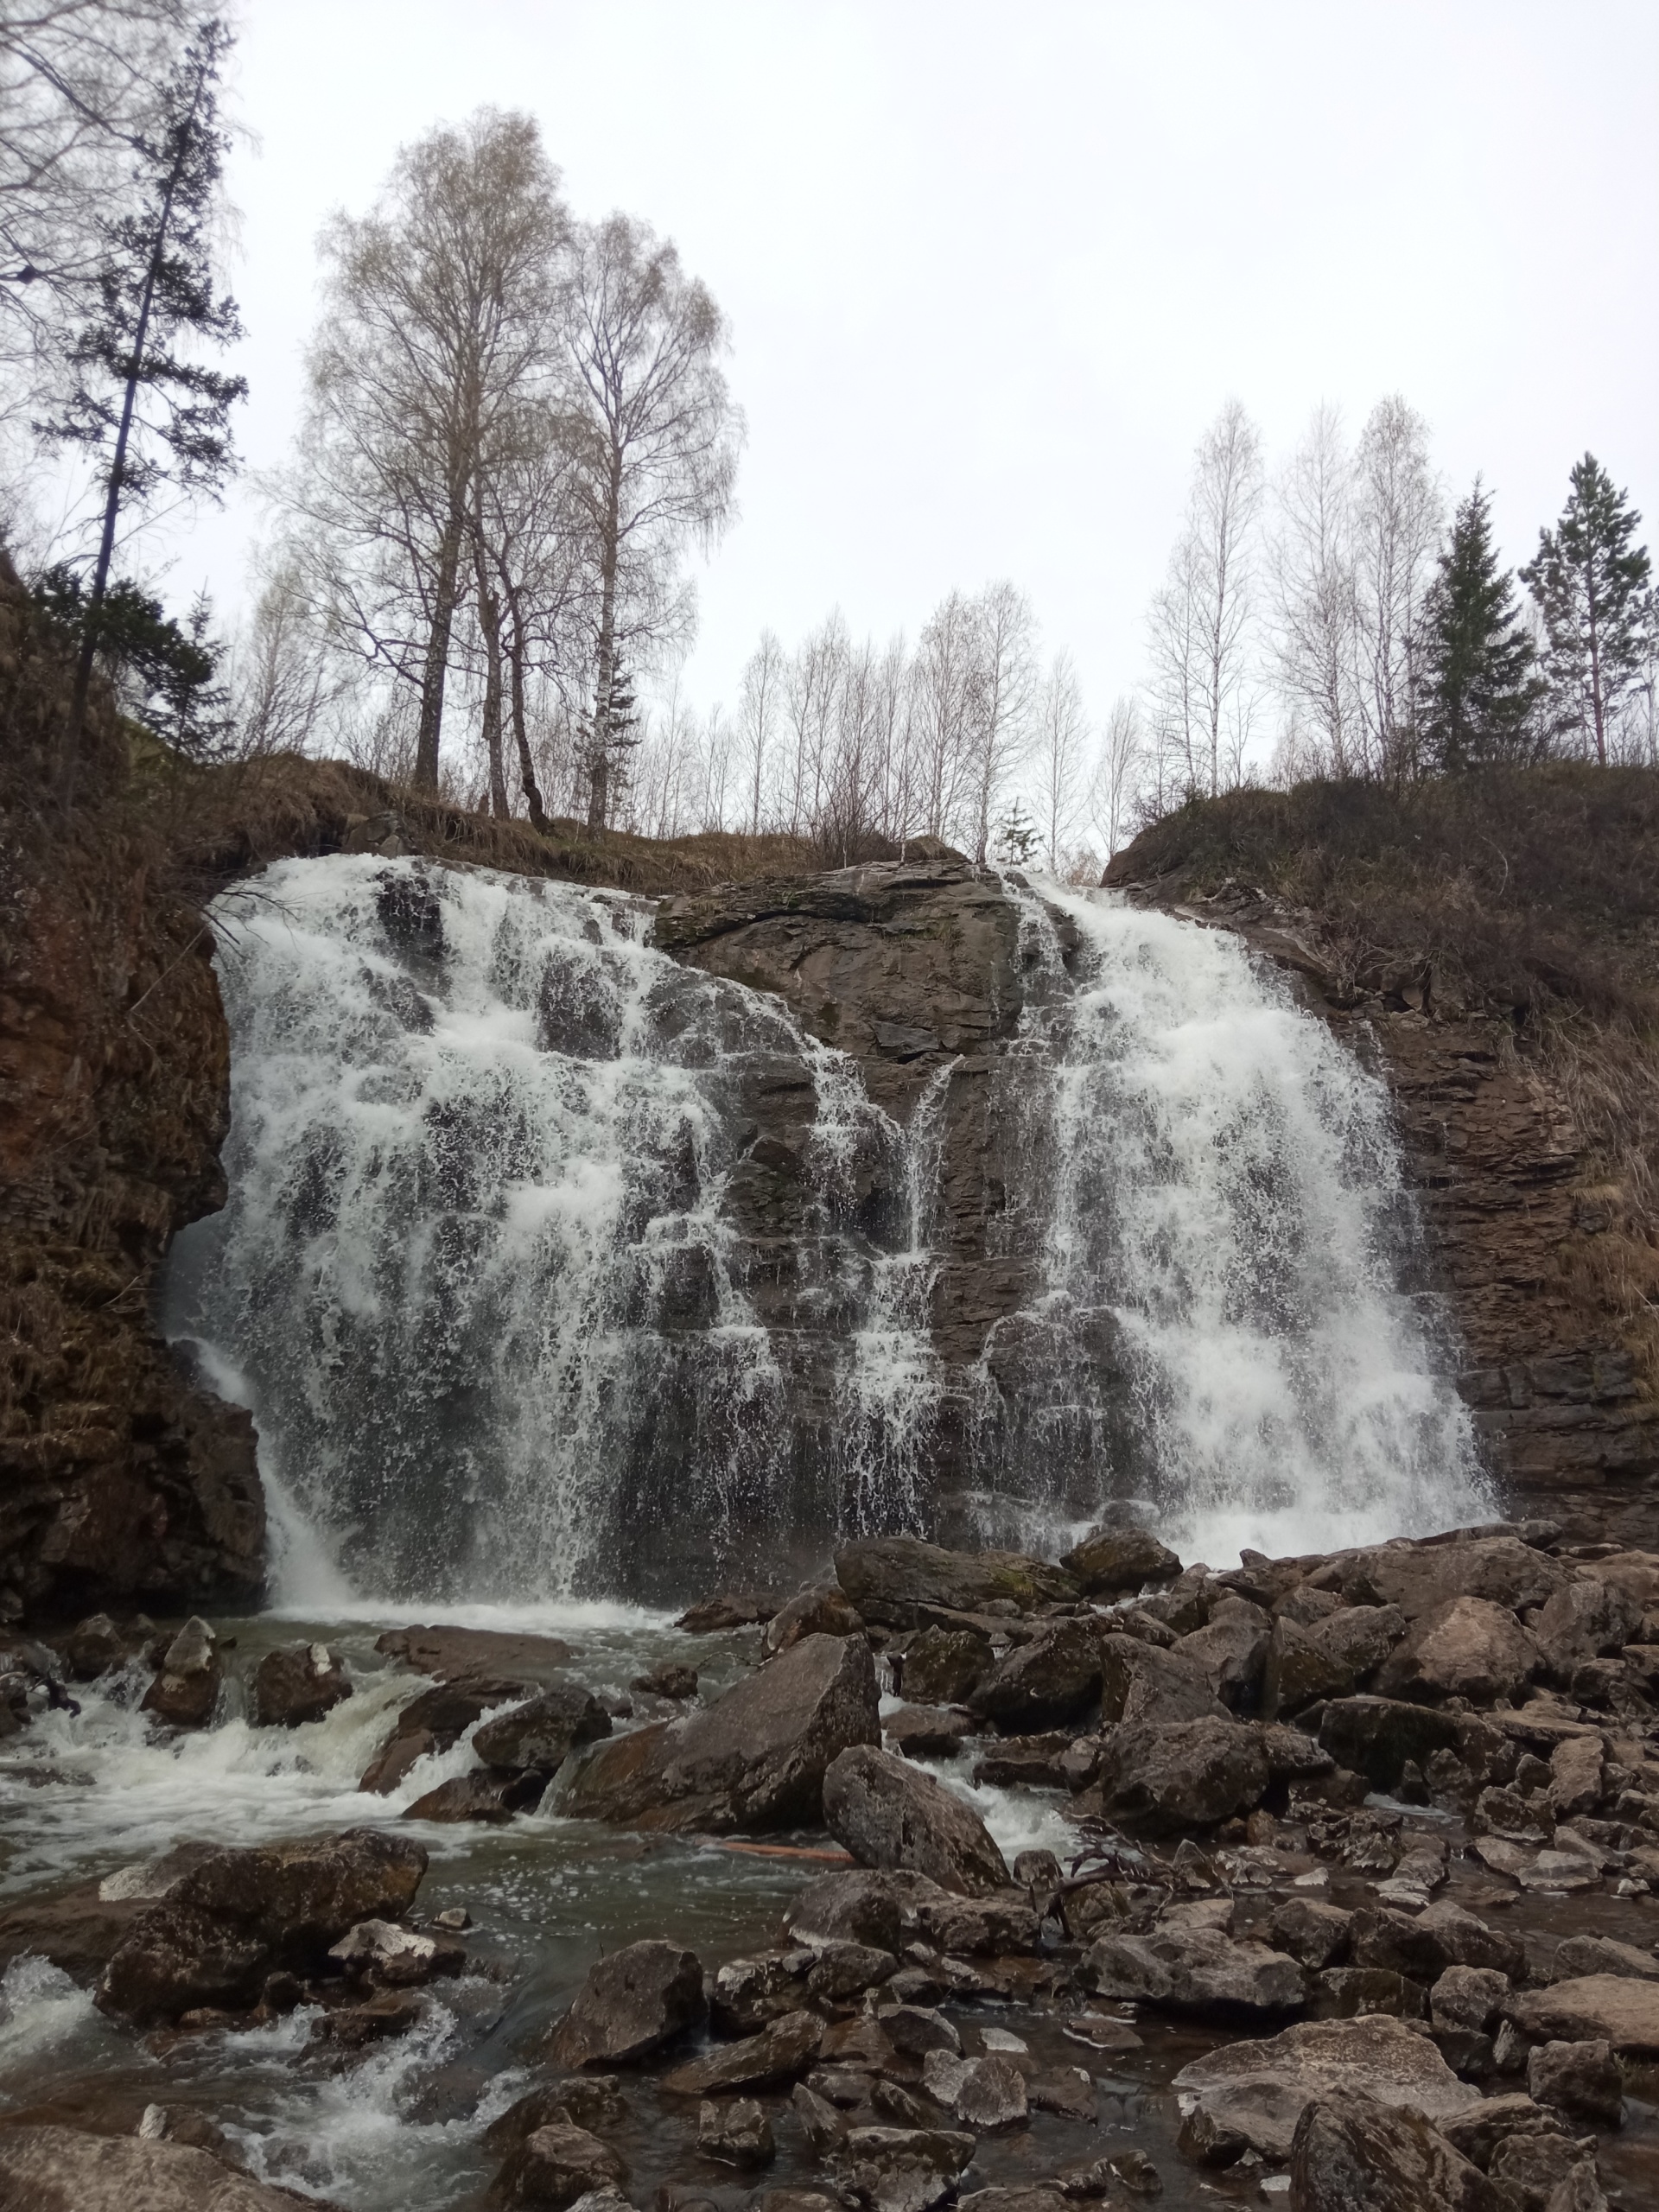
[179,0,1657,729]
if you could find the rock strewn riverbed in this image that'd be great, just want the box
[3,1521,1659,2209]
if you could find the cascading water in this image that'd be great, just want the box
[162,854,920,1606]
[964,879,1488,1561]
[163,852,1487,1608]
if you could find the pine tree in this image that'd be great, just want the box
[44,17,244,804]
[1418,481,1541,774]
[1521,454,1655,766]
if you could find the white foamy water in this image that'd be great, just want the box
[165,855,928,1608]
[982,881,1488,1561]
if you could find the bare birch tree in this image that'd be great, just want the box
[1147,398,1263,796]
[965,579,1035,865]
[1032,648,1089,870]
[560,213,741,830]
[1353,394,1440,779]
[1087,695,1145,859]
[736,626,783,833]
[284,110,567,791]
[1269,403,1360,775]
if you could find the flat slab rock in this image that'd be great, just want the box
[0,2126,316,2212]
[1172,2013,1482,2159]
[373,1624,573,1684]
[1510,1973,1659,2055]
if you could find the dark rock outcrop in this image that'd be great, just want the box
[547,1939,708,2068]
[545,1631,880,1833]
[0,2126,312,2212]
[822,1744,1010,1895]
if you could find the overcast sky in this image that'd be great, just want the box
[177,0,1658,732]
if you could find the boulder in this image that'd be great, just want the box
[97,1827,428,2023]
[1312,1967,1425,2021]
[631,1660,697,1700]
[1088,1924,1305,2019]
[489,2120,628,2209]
[884,1704,978,1758]
[546,1633,881,1833]
[1548,1738,1605,1821]
[899,1625,993,1706]
[60,1614,130,1681]
[1268,1899,1355,1969]
[834,1537,1077,1628]
[404,1772,531,1822]
[918,2050,1028,2129]
[1488,2133,1602,2212]
[764,1585,864,1655]
[328,1916,462,1986]
[1306,1603,1409,1688]
[1376,1599,1541,1707]
[968,1620,1103,1732]
[1510,1975,1659,2056]
[1531,1579,1644,1678]
[675,1590,778,1632]
[0,2126,314,2212]
[1317,1697,1462,1789]
[1287,2092,1506,2212]
[483,2082,631,2154]
[472,1684,613,1774]
[822,1745,1009,1896]
[698,2097,775,2166]
[970,1732,1072,1787]
[359,1727,438,1795]
[710,1952,814,2032]
[1171,1597,1271,1712]
[1526,2039,1623,2126]
[664,2008,823,2095]
[1551,1936,1659,1983]
[1059,1524,1181,1595]
[806,1941,898,2004]
[248,1641,353,1729]
[1263,1614,1353,1719]
[1097,1636,1227,1726]
[785,1868,942,1954]
[1172,2015,1481,2161]
[547,1940,707,2067]
[1352,1903,1525,1985]
[912,1889,1040,1957]
[1326,1536,1566,1623]
[1433,1967,1512,2035]
[375,1622,573,1682]
[1440,2095,1568,2171]
[830,2126,977,2212]
[139,1618,220,1729]
[1091,1715,1269,1833]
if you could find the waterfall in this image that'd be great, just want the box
[163,853,1486,1607]
[162,855,918,1606]
[965,880,1488,1563]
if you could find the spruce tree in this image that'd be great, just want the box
[44,17,244,805]
[1521,454,1655,766]
[1418,481,1541,774]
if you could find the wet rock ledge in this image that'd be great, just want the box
[6,1518,1659,2209]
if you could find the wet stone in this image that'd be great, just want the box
[697,2097,775,2167]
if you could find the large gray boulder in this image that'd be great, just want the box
[830,2126,977,2212]
[834,1537,1077,1627]
[899,1624,993,1706]
[1088,1923,1306,2019]
[1316,1695,1461,1789]
[1531,1578,1645,1679]
[823,1745,1009,1897]
[1097,1635,1228,1726]
[488,2120,628,2209]
[140,1618,220,1730]
[1171,1597,1271,1712]
[1091,1715,1270,1833]
[1351,1903,1525,1985]
[1060,1524,1181,1595]
[96,1827,428,2023]
[249,1641,353,1729]
[0,2126,313,2212]
[663,2007,823,2094]
[967,1619,1102,1732]
[1375,1598,1540,1707]
[1510,1974,1659,2056]
[544,1632,880,1833]
[1318,1536,1566,1622]
[1173,2015,1481,2163]
[546,1939,707,2067]
[1287,2093,1507,2212]
[472,1683,612,1775]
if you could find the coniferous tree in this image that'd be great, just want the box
[44,16,244,804]
[1418,482,1541,773]
[1521,454,1655,766]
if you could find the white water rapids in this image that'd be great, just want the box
[161,853,1485,1609]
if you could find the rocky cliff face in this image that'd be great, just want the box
[0,587,262,1625]
[1102,875,1659,1551]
